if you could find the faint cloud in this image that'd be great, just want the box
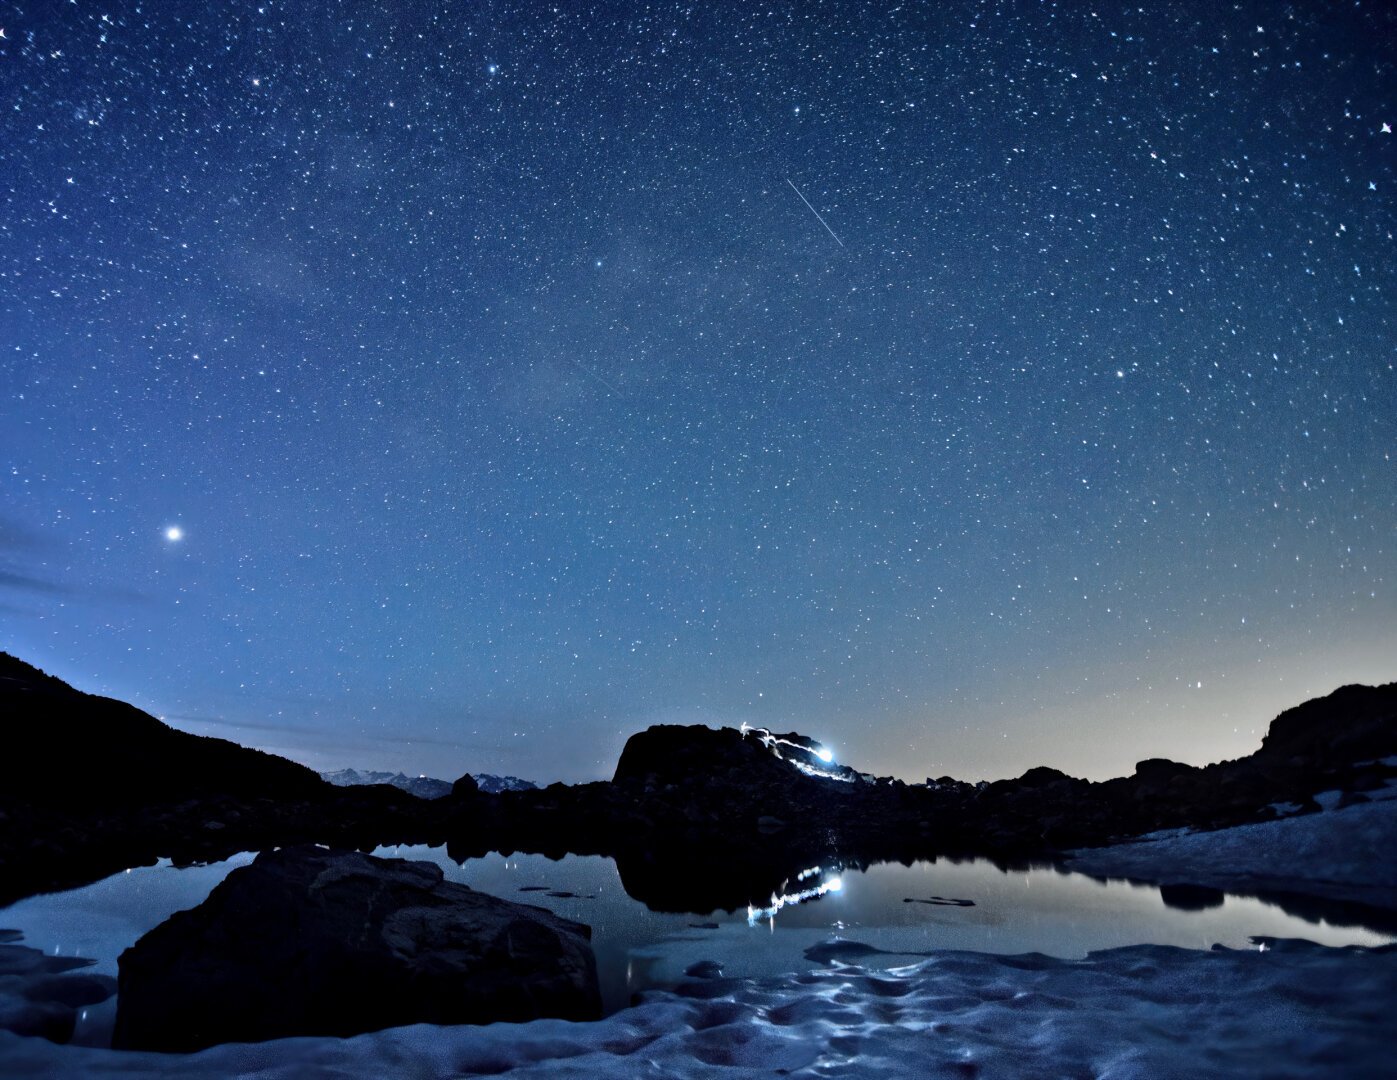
[0,518,151,606]
[0,569,67,595]
[0,567,152,607]
[166,712,516,756]
[161,713,320,737]
[0,517,47,553]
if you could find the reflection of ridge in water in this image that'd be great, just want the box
[747,865,844,926]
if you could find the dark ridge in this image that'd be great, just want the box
[1259,683,1397,765]
[0,652,84,698]
[0,652,325,809]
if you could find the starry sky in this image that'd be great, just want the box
[2,1,1393,786]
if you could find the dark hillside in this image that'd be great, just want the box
[0,653,326,809]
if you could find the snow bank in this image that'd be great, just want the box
[1067,796,1397,911]
[1,937,1392,1078]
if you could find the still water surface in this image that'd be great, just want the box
[5,846,1391,1047]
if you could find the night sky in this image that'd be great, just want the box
[2,1,1393,785]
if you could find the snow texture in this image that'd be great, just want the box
[0,937,1391,1078]
[1067,796,1397,910]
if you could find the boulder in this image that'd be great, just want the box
[113,846,601,1052]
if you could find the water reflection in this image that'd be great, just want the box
[4,846,1394,1038]
[1159,882,1226,911]
[397,846,1397,1012]
[746,866,844,926]
[610,841,850,915]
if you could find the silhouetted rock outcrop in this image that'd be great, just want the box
[614,723,859,787]
[1258,683,1397,766]
[613,724,765,787]
[113,846,601,1052]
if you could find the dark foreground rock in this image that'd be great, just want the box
[112,846,601,1052]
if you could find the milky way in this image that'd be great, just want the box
[1,2,1392,783]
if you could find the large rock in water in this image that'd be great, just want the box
[112,846,601,1051]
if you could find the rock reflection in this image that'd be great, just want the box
[746,867,844,926]
[612,843,847,914]
[1158,883,1227,912]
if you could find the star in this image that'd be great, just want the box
[165,526,184,542]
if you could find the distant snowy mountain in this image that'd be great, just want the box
[320,769,453,799]
[319,768,537,799]
[471,773,540,794]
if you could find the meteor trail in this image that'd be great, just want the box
[567,357,624,395]
[786,178,845,248]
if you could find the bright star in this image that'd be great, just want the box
[165,526,184,542]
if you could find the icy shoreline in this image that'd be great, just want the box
[1,936,1392,1078]
[1065,794,1397,912]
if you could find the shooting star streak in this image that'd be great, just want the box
[567,357,624,396]
[786,178,846,248]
